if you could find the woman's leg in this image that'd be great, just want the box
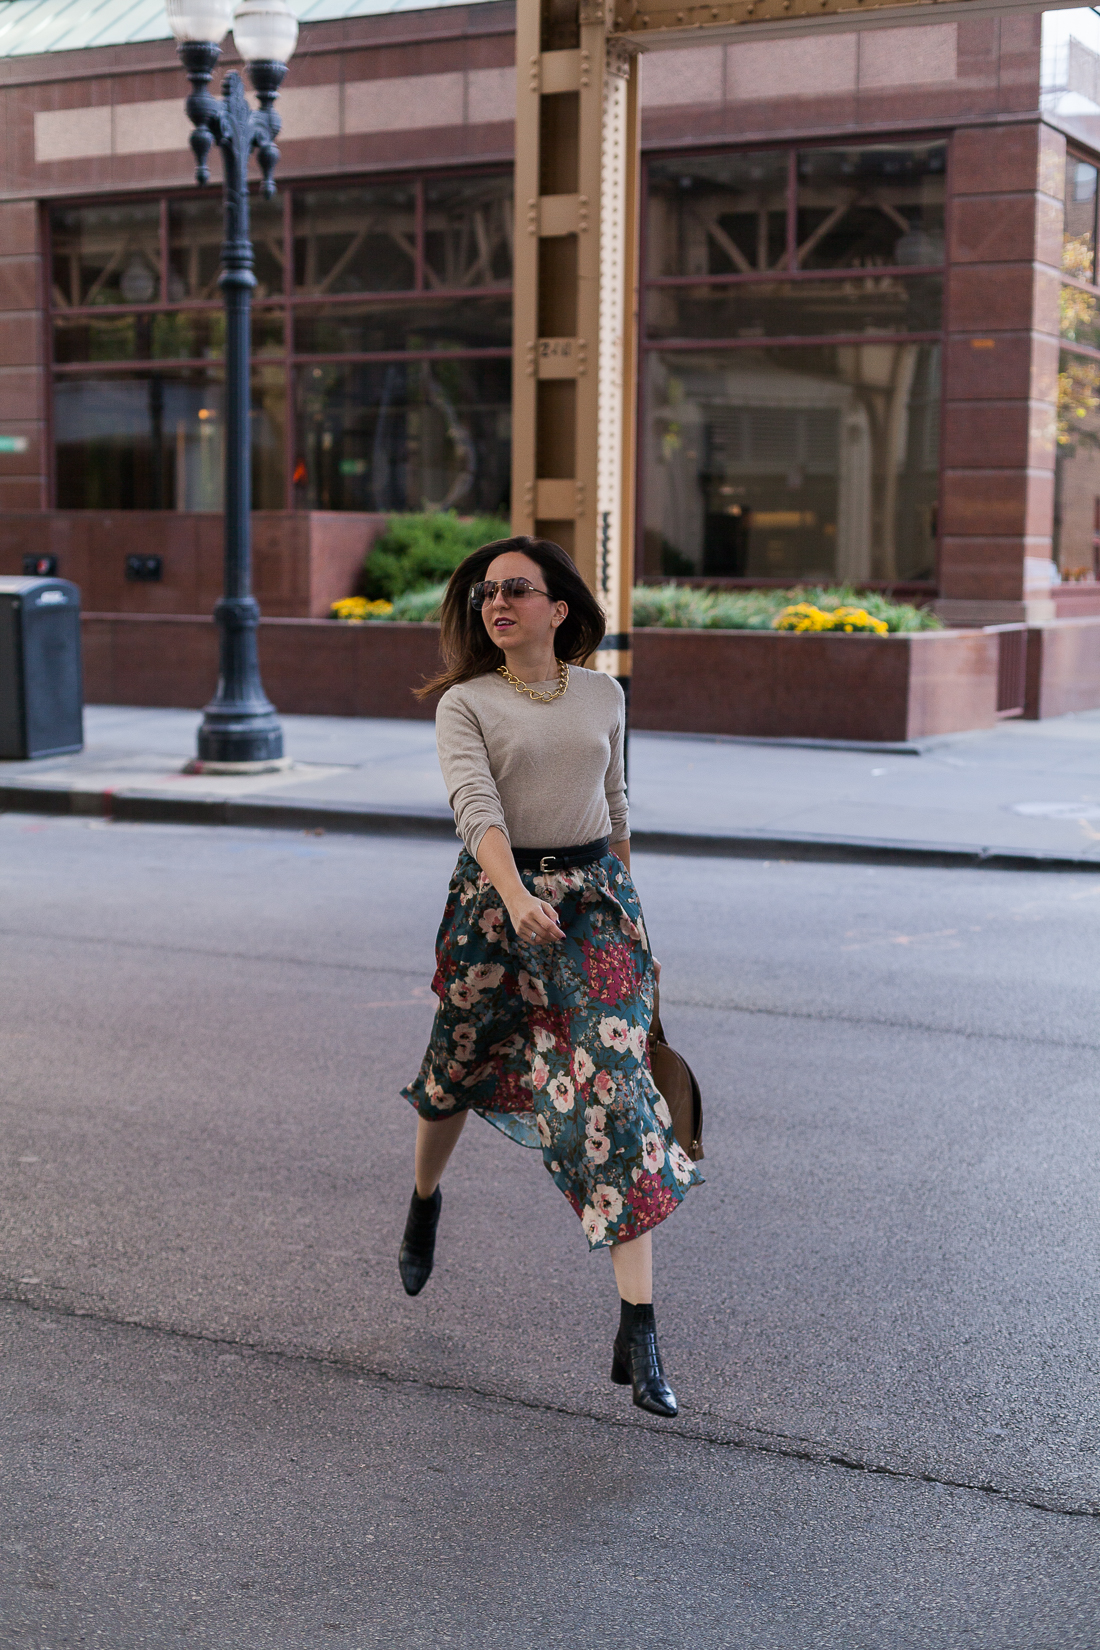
[610,1231,676,1416]
[399,1113,468,1297]
[610,1230,652,1304]
[414,1111,468,1198]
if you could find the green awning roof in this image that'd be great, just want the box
[0,0,484,57]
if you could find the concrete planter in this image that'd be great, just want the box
[1024,617,1100,720]
[82,614,1021,743]
[83,615,442,722]
[630,626,1001,742]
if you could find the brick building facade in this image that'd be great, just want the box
[0,0,1096,632]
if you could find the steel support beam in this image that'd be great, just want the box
[611,0,1083,49]
[511,0,639,689]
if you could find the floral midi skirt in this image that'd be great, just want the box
[402,849,703,1250]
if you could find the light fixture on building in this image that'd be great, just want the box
[894,228,945,267]
[120,253,156,304]
[232,1,299,66]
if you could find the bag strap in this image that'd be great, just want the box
[649,982,668,1048]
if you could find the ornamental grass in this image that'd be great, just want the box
[631,583,940,633]
[339,524,940,635]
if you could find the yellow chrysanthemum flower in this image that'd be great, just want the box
[772,603,888,635]
[330,596,395,622]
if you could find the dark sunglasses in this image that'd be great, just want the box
[470,578,551,610]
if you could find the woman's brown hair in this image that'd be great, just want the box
[415,535,606,698]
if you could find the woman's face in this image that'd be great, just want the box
[479,551,568,661]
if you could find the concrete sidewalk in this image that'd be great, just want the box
[3,702,1100,869]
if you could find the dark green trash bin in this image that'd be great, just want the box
[0,576,84,760]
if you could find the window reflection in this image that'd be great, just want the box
[1063,154,1097,282]
[293,297,511,356]
[1061,283,1100,348]
[293,185,416,295]
[168,196,284,301]
[54,309,284,364]
[646,275,942,340]
[645,346,940,582]
[294,359,511,515]
[647,153,789,278]
[1055,349,1100,579]
[50,169,516,512]
[54,367,284,510]
[796,144,946,269]
[424,175,513,288]
[51,203,161,308]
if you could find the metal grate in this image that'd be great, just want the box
[994,624,1027,719]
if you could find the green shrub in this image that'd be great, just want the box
[360,512,510,600]
[631,583,941,633]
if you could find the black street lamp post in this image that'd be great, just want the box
[168,0,298,768]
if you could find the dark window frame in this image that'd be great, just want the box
[45,162,514,512]
[637,132,949,593]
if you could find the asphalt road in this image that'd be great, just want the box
[2,813,1099,1646]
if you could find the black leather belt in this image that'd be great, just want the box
[512,837,610,873]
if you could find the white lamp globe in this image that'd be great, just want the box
[232,0,299,63]
[166,0,233,42]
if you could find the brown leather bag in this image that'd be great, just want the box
[648,988,704,1161]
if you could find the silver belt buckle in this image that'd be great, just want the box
[539,854,558,874]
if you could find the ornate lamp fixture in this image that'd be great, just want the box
[167,0,298,769]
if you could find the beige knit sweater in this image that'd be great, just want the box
[435,666,628,857]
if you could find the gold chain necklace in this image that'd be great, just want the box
[496,658,570,703]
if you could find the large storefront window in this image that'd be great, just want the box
[1056,147,1100,580]
[49,169,512,513]
[55,367,285,511]
[1063,151,1098,282]
[643,141,944,583]
[51,202,162,307]
[647,347,940,582]
[294,359,511,514]
[1055,350,1100,578]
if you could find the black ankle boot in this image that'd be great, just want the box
[611,1300,678,1417]
[398,1186,442,1297]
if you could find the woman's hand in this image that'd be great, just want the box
[474,828,564,945]
[507,891,565,946]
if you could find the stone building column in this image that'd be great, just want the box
[937,121,1064,625]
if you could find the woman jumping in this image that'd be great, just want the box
[399,535,702,1417]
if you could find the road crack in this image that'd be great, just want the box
[3,1290,1096,1523]
[662,994,1100,1053]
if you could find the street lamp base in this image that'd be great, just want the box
[197,707,284,766]
[183,755,292,776]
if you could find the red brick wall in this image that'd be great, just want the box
[0,510,386,617]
